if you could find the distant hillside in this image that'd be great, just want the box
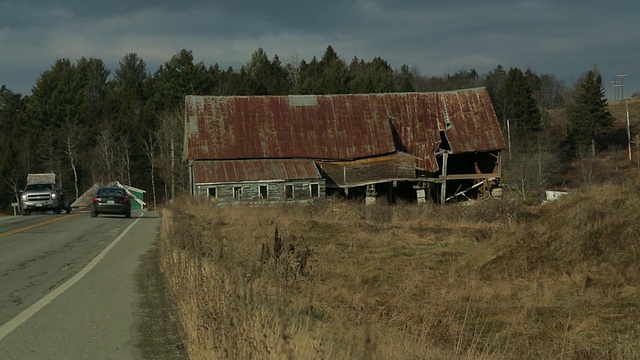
[609,97,640,126]
[547,97,640,129]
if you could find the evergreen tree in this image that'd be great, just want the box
[111,53,152,187]
[367,57,394,93]
[27,58,110,180]
[348,57,395,94]
[242,48,291,95]
[113,53,148,107]
[296,57,323,95]
[0,86,29,208]
[521,68,566,111]
[148,49,211,111]
[447,69,480,90]
[347,57,367,93]
[566,70,614,156]
[75,57,111,125]
[502,67,542,133]
[208,65,242,96]
[484,65,508,125]
[242,48,271,95]
[394,64,415,92]
[318,46,350,94]
[268,55,291,95]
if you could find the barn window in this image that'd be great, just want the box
[259,185,268,199]
[233,186,243,200]
[310,183,320,197]
[285,184,294,199]
[207,187,217,201]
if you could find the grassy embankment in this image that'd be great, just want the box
[159,184,640,359]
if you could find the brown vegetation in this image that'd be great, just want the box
[159,185,640,359]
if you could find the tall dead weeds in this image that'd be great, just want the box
[159,186,640,359]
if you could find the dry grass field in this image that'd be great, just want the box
[158,184,640,359]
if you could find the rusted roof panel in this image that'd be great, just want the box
[439,89,507,153]
[193,159,321,183]
[185,89,504,174]
[185,94,399,161]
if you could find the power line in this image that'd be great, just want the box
[612,80,621,102]
[617,73,627,100]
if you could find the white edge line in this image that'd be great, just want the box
[0,213,144,341]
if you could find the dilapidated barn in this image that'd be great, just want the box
[184,88,506,204]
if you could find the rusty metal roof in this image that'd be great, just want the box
[185,88,504,173]
[192,159,321,183]
[438,89,507,153]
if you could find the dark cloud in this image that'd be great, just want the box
[1,0,639,97]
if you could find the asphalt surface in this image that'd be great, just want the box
[0,211,187,359]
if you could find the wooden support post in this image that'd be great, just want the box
[365,184,377,205]
[440,152,449,203]
[416,188,426,204]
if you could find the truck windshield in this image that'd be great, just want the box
[25,184,54,192]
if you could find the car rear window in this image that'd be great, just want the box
[98,188,125,197]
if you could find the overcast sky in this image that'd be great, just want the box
[1,0,639,99]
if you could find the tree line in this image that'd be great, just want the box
[0,45,617,211]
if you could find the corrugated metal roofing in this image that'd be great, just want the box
[438,89,507,153]
[185,88,505,174]
[193,159,321,183]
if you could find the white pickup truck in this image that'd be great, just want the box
[19,173,71,215]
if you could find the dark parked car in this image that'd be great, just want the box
[91,187,132,218]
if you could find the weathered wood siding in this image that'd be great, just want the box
[318,153,417,188]
[196,180,326,205]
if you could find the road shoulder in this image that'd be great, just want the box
[0,212,187,359]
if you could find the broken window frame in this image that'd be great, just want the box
[310,183,320,197]
[207,187,217,200]
[284,184,294,199]
[259,185,268,199]
[233,186,243,200]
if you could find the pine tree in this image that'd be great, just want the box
[484,65,508,125]
[111,53,152,187]
[149,49,211,111]
[318,46,350,94]
[394,64,415,92]
[502,67,542,133]
[566,70,614,156]
[348,57,394,94]
[242,49,291,95]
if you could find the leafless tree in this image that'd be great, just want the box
[142,132,158,210]
[63,124,84,199]
[503,131,561,200]
[7,176,22,214]
[96,127,117,182]
[120,133,132,185]
[286,50,301,88]
[155,107,186,202]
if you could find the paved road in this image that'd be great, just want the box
[0,211,187,359]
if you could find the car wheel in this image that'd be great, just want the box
[125,211,131,218]
[54,208,61,214]
[22,209,30,216]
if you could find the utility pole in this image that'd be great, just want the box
[626,97,632,161]
[612,80,621,102]
[617,73,627,100]
[507,119,512,160]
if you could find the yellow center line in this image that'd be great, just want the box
[0,213,80,238]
